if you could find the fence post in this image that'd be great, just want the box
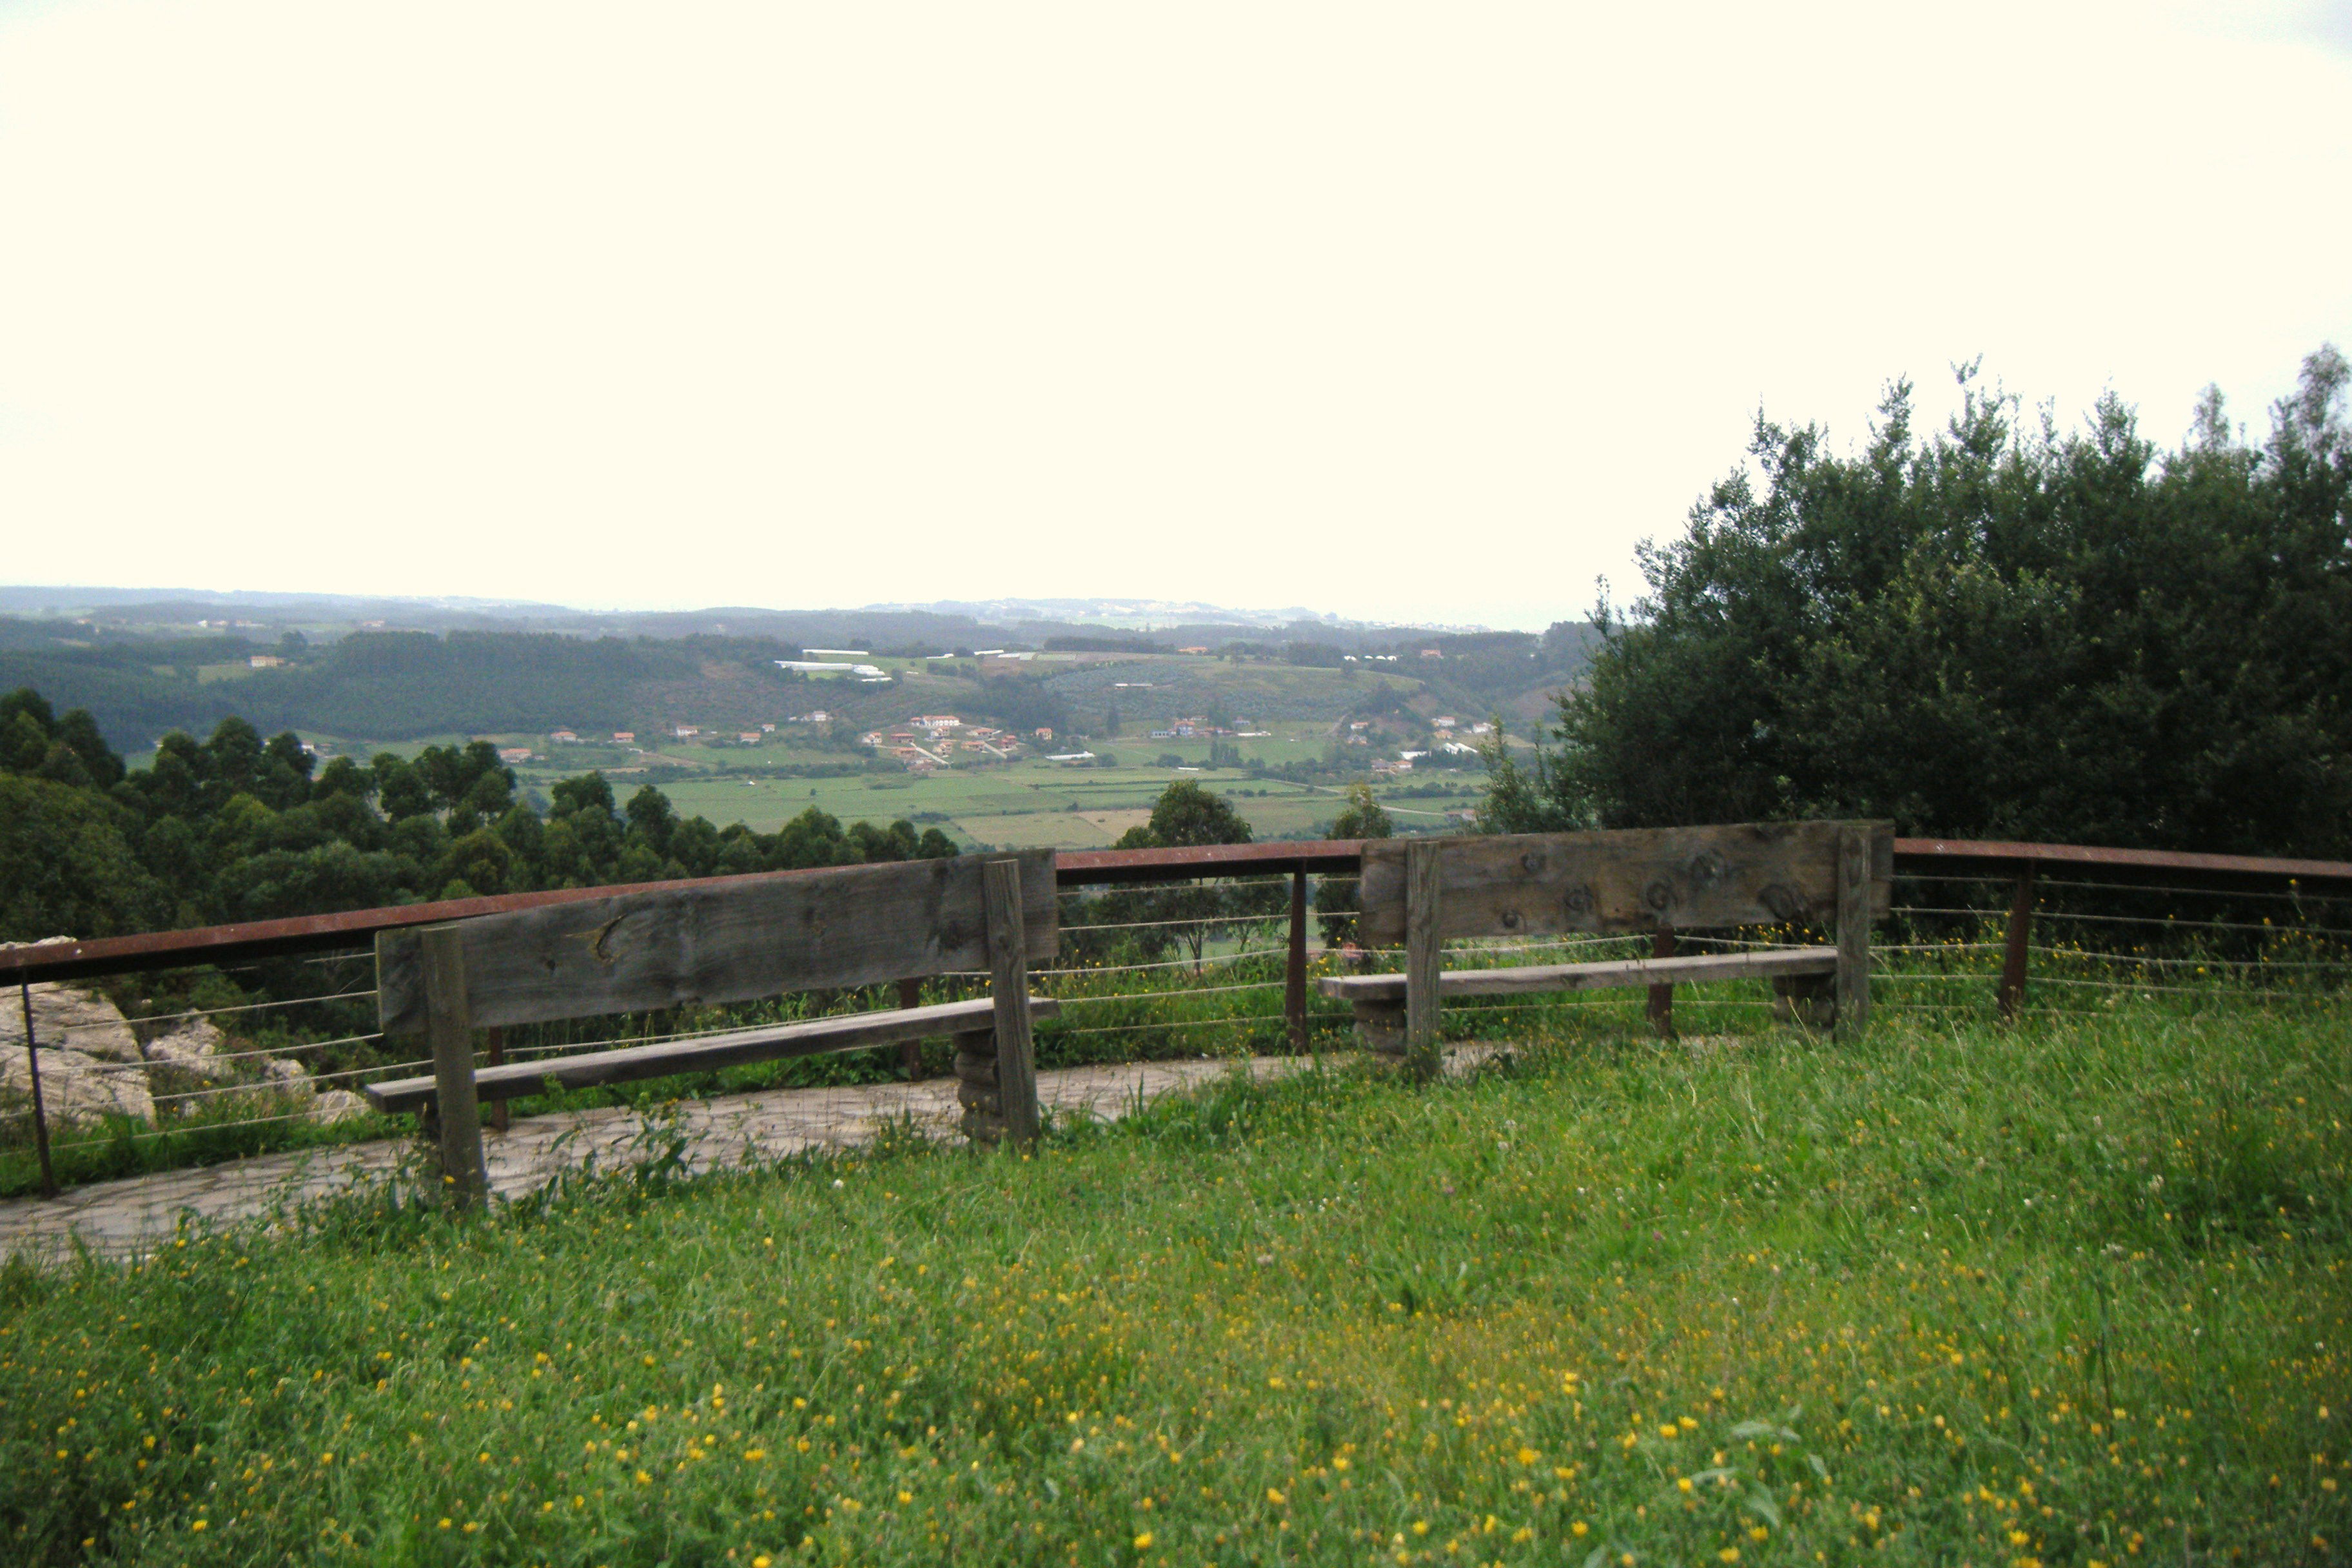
[1997,863,2036,1021]
[1286,868,1308,1052]
[1647,926,1676,1039]
[1404,838,1443,1081]
[484,1025,509,1133]
[422,925,489,1206]
[1834,826,1872,1039]
[897,977,926,1079]
[17,982,56,1199]
[982,859,1042,1146]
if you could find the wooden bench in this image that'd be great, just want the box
[365,850,1061,1199]
[1319,821,1891,1072]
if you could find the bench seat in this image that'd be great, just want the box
[1317,946,1836,1004]
[364,995,1059,1117]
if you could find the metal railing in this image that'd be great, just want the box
[5,834,2349,1200]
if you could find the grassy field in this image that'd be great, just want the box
[650,758,1470,848]
[3,994,2344,1565]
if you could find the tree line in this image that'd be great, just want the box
[1482,346,2352,859]
[0,689,954,944]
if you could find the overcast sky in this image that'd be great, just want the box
[2,1,2347,631]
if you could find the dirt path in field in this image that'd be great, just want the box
[0,1056,1320,1264]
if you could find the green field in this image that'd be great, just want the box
[5,995,2343,1565]
[652,756,1480,848]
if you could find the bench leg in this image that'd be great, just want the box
[1353,999,1406,1057]
[897,978,926,1080]
[1647,927,1676,1039]
[1772,970,1838,1030]
[953,1028,1006,1144]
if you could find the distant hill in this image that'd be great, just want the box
[0,589,1594,748]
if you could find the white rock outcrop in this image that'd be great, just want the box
[141,1019,242,1099]
[0,1043,157,1127]
[308,1089,371,1126]
[0,950,327,1133]
[0,976,145,1064]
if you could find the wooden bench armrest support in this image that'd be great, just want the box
[363,995,1059,1117]
[1317,947,1837,1003]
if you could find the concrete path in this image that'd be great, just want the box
[0,1054,1320,1265]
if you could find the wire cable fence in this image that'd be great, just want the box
[6,846,2349,1199]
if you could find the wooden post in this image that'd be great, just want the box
[897,977,926,1079]
[1997,864,2035,1021]
[1646,926,1676,1039]
[1404,838,1443,1082]
[484,1025,509,1133]
[422,925,489,1205]
[982,859,1041,1146]
[17,982,56,1200]
[1286,868,1308,1052]
[1834,826,1872,1040]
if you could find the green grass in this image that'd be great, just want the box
[2,996,2346,1565]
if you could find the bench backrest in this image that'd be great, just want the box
[1352,821,1891,946]
[376,849,1059,1036]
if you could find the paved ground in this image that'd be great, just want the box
[0,1055,1328,1265]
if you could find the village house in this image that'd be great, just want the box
[612,731,636,744]
[549,729,580,743]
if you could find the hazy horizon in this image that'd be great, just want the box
[3,1,2347,630]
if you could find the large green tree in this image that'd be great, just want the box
[1093,781,1274,968]
[1484,347,2352,856]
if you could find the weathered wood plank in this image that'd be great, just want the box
[984,860,1041,1147]
[1318,947,1839,1003]
[1835,825,1872,1037]
[1403,839,1443,1081]
[378,850,1057,1036]
[422,925,487,1202]
[1355,823,1892,946]
[362,995,1059,1115]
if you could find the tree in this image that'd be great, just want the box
[1484,347,2352,857]
[1117,779,1253,850]
[0,773,164,940]
[0,685,999,944]
[1315,784,1392,943]
[1099,781,1269,968]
